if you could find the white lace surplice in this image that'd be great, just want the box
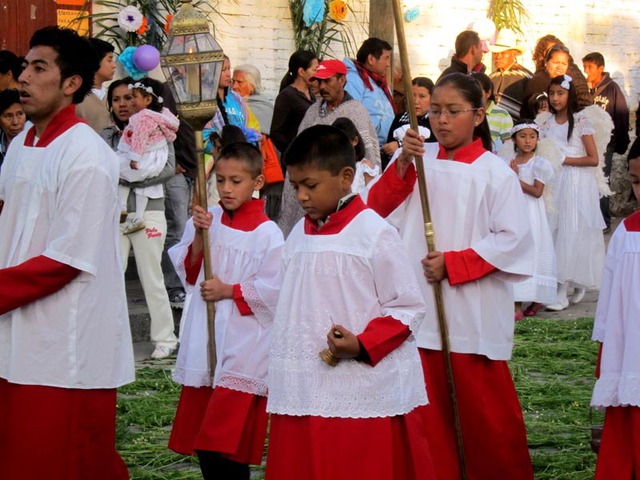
[591,219,640,408]
[372,145,534,360]
[267,209,428,419]
[168,207,284,395]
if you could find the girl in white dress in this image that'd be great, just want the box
[332,117,379,194]
[504,120,557,319]
[538,74,607,311]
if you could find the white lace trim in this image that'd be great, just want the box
[591,375,640,407]
[173,367,268,396]
[267,341,428,418]
[240,281,273,325]
[217,373,268,396]
[173,367,212,388]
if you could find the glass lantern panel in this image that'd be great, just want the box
[195,33,219,52]
[167,35,186,55]
[163,64,201,103]
[183,35,199,55]
[200,60,221,102]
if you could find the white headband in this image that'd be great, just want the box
[560,74,572,90]
[128,82,163,104]
[511,122,539,136]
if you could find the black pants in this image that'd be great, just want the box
[196,450,250,480]
[599,143,615,229]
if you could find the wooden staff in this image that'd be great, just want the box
[390,1,467,478]
[194,129,217,377]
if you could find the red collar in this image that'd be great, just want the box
[437,138,486,164]
[624,210,640,232]
[24,104,87,148]
[219,198,269,232]
[304,195,367,235]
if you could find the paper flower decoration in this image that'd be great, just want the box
[118,5,144,33]
[136,16,149,36]
[329,0,348,22]
[303,0,325,26]
[404,6,420,22]
[164,14,174,35]
[118,46,146,80]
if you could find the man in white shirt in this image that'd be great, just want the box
[0,26,134,479]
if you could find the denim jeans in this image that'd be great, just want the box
[162,173,190,294]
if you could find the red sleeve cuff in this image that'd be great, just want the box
[595,342,603,379]
[233,284,253,316]
[444,248,498,286]
[0,255,80,315]
[356,316,411,367]
[184,245,203,285]
[367,162,416,218]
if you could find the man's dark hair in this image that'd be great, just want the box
[356,37,392,64]
[284,125,355,175]
[216,141,263,178]
[88,37,115,63]
[455,30,480,58]
[582,52,605,68]
[0,50,22,80]
[29,26,98,104]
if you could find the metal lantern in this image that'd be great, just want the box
[161,0,223,375]
[161,0,224,131]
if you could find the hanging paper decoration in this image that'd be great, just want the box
[118,5,144,33]
[303,0,325,26]
[329,0,348,22]
[404,7,420,22]
[136,16,149,36]
[118,46,146,80]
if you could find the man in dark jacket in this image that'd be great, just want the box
[438,30,485,81]
[582,52,630,233]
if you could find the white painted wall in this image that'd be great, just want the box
[206,0,639,118]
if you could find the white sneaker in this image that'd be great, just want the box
[151,345,174,360]
[570,287,586,304]
[546,299,569,311]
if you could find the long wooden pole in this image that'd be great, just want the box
[194,129,217,378]
[390,2,466,478]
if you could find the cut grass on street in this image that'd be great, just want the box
[117,317,601,479]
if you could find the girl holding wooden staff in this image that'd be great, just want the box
[367,72,535,480]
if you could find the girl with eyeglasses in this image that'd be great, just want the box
[538,75,608,311]
[366,72,535,480]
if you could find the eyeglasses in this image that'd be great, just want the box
[427,108,479,118]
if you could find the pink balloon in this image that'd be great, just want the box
[133,45,160,72]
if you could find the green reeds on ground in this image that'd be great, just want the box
[117,317,602,479]
[512,317,602,479]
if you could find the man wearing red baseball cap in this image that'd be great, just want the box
[276,58,381,237]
